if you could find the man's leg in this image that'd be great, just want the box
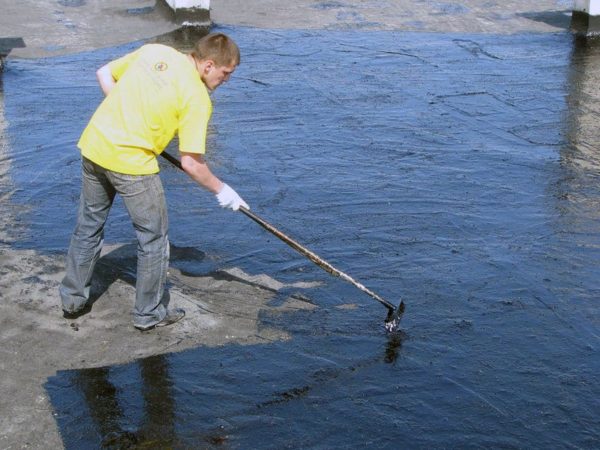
[60,158,115,314]
[109,171,170,329]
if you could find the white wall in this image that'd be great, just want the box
[164,0,210,10]
[574,0,600,16]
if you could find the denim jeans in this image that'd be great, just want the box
[60,157,169,328]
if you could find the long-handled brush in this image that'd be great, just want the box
[160,151,405,332]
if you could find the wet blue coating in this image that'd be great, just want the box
[2,26,600,447]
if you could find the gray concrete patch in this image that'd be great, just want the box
[1,0,179,59]
[0,244,317,448]
[0,1,580,60]
[210,0,574,34]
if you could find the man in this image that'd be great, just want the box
[59,33,248,330]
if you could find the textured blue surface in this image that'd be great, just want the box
[2,25,599,448]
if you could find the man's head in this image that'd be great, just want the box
[191,33,240,91]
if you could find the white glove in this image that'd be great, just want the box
[216,183,249,211]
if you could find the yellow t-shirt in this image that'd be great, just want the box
[78,44,212,175]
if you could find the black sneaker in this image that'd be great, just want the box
[63,304,91,319]
[136,308,185,331]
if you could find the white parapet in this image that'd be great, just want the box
[161,0,210,26]
[164,0,210,10]
[574,0,600,16]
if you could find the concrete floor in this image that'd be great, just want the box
[0,1,576,60]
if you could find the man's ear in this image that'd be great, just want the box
[203,60,215,73]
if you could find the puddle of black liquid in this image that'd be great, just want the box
[46,331,408,449]
[57,0,86,7]
[126,6,154,16]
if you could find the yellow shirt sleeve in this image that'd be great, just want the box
[108,48,141,81]
[178,91,212,154]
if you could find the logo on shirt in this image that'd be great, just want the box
[154,62,168,72]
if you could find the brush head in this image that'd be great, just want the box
[384,300,405,333]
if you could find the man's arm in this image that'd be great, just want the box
[180,152,249,210]
[180,152,223,193]
[96,64,116,96]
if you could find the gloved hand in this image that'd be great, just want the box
[216,183,249,211]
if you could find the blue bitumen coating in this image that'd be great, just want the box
[2,25,600,448]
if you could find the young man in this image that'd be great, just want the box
[59,33,248,330]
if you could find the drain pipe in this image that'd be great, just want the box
[161,0,211,27]
[572,0,600,35]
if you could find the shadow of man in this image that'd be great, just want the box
[66,353,177,448]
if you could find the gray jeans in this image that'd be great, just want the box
[59,157,169,328]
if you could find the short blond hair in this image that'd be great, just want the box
[191,33,240,67]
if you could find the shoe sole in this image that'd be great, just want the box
[135,310,185,331]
